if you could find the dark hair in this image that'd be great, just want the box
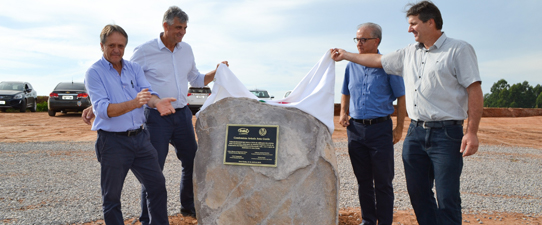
[406,1,443,30]
[163,6,189,25]
[100,24,128,44]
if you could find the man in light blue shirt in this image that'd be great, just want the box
[339,23,406,225]
[85,24,175,225]
[131,6,228,221]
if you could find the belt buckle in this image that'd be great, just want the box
[127,130,134,136]
[422,121,428,129]
[369,119,372,125]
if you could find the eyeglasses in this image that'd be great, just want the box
[353,37,377,44]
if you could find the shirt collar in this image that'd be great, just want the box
[157,32,182,51]
[416,32,447,50]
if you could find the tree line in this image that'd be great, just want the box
[484,79,542,108]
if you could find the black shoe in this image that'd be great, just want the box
[181,208,197,218]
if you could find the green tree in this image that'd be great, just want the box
[536,92,542,108]
[484,79,541,108]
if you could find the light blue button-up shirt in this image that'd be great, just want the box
[341,53,405,120]
[85,56,158,132]
[131,33,205,109]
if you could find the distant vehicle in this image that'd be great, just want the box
[0,81,37,112]
[249,89,274,101]
[284,90,292,98]
[187,86,211,115]
[47,82,91,117]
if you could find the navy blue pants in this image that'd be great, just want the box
[140,106,198,223]
[96,129,168,225]
[403,121,464,225]
[347,118,394,225]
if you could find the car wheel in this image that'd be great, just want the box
[30,99,37,112]
[48,110,56,117]
[19,99,27,112]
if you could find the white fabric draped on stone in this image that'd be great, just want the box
[197,51,335,133]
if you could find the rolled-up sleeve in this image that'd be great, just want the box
[85,68,111,120]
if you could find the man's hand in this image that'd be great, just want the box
[135,88,152,108]
[330,48,347,61]
[392,127,403,144]
[217,61,229,68]
[339,114,350,127]
[460,132,479,157]
[82,106,94,125]
[155,97,177,116]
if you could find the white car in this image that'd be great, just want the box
[249,89,274,101]
[187,87,211,114]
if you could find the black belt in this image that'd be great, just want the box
[412,119,463,129]
[352,115,390,125]
[104,126,144,137]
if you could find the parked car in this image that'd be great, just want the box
[187,86,211,114]
[48,82,91,117]
[249,89,274,101]
[0,81,37,112]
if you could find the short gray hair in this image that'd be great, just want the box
[357,22,382,46]
[100,24,128,45]
[163,6,189,25]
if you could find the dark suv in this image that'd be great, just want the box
[0,81,37,112]
[48,82,91,116]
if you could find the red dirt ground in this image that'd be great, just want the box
[1,111,541,224]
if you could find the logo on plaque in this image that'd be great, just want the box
[238,128,249,135]
[259,128,267,136]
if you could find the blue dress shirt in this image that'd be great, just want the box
[85,56,158,132]
[341,57,405,120]
[131,33,205,109]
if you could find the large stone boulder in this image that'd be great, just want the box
[194,97,339,225]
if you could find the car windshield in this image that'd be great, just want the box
[55,82,86,91]
[250,90,270,98]
[0,82,24,91]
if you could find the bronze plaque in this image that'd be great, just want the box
[223,124,279,167]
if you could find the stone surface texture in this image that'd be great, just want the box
[194,97,339,225]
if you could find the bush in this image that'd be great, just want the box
[37,102,48,112]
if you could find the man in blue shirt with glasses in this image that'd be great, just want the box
[339,22,406,225]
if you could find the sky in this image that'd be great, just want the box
[1,0,541,103]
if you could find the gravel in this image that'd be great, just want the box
[1,141,541,224]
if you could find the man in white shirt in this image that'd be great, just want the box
[331,1,483,225]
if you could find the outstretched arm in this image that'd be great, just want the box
[330,48,383,68]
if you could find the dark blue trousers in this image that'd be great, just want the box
[347,118,394,225]
[402,121,464,225]
[96,129,168,225]
[140,106,198,224]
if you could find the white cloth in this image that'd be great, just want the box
[198,51,335,133]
